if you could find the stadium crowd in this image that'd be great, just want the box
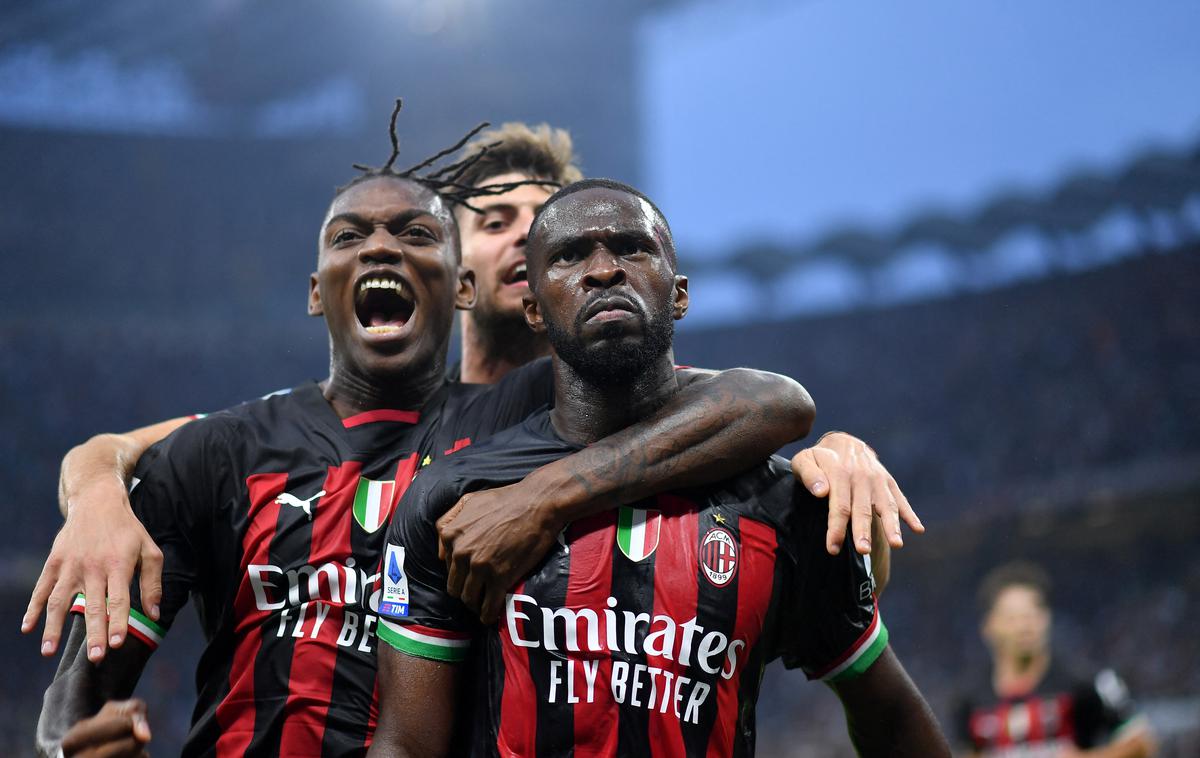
[3,247,1197,755]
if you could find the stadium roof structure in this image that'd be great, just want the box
[701,138,1200,283]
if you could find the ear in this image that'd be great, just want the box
[523,292,546,333]
[455,266,476,311]
[307,272,323,317]
[672,274,689,320]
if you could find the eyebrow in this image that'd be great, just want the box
[323,209,441,234]
[549,229,659,251]
[474,199,546,216]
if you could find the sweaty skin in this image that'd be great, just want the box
[27,174,920,659]
[370,183,947,758]
[36,172,478,756]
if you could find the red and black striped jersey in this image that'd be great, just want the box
[68,360,555,758]
[954,660,1141,756]
[379,410,888,758]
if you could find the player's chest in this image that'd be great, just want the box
[509,498,781,668]
[969,693,1077,751]
[223,448,426,573]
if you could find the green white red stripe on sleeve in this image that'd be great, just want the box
[69,593,166,650]
[377,618,470,663]
[810,602,889,683]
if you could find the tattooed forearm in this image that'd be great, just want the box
[529,368,815,525]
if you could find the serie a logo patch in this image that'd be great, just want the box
[380,543,410,617]
[701,527,738,587]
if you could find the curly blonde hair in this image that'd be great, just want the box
[455,122,583,192]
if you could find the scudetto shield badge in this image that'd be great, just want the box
[617,506,661,562]
[353,478,396,533]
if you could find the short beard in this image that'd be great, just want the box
[470,297,546,366]
[547,297,674,386]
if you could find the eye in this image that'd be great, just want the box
[402,224,436,242]
[553,247,584,265]
[331,228,361,245]
[622,238,650,256]
[483,218,506,232]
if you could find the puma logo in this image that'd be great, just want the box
[275,490,325,520]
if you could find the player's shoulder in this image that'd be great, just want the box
[160,384,314,456]
[404,410,574,515]
[455,356,552,406]
[717,455,811,514]
[702,455,833,558]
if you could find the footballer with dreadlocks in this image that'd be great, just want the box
[32,103,913,757]
[27,106,922,671]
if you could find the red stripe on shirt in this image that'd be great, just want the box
[394,453,420,499]
[1028,696,1045,742]
[647,496,699,758]
[563,513,619,756]
[279,462,361,755]
[341,409,420,428]
[995,702,1012,747]
[403,623,472,641]
[444,438,472,456]
[1058,693,1076,741]
[707,517,777,758]
[127,625,157,649]
[215,472,288,758]
[498,579,539,756]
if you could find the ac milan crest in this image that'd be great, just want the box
[701,527,738,586]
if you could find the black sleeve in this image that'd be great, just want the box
[774,487,886,683]
[1073,668,1141,748]
[72,417,239,650]
[449,357,554,442]
[952,697,981,750]
[375,466,480,663]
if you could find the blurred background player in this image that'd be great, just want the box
[955,562,1156,757]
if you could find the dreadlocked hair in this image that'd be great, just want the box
[337,99,559,214]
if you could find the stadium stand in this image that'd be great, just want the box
[4,246,1196,755]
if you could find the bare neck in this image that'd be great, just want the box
[459,312,551,384]
[992,648,1051,698]
[549,352,679,446]
[321,359,444,419]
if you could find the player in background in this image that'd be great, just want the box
[33,106,902,757]
[955,562,1156,758]
[450,122,580,384]
[25,120,916,660]
[370,179,950,757]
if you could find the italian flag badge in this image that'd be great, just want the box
[617,506,661,562]
[353,478,396,533]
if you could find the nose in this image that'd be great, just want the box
[513,208,534,249]
[582,247,626,290]
[358,227,404,264]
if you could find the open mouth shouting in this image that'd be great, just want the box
[355,273,416,338]
[501,259,528,288]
